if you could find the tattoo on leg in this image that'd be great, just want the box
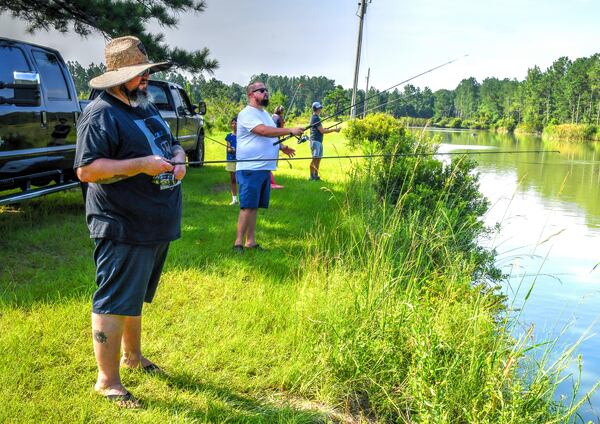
[93,330,108,344]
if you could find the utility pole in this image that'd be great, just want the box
[364,67,370,117]
[350,0,369,119]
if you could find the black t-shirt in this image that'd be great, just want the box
[309,113,323,142]
[74,92,182,244]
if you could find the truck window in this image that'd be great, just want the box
[177,88,194,115]
[0,45,31,99]
[148,84,173,111]
[32,50,71,101]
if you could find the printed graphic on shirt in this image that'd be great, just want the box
[134,115,173,158]
[134,114,180,190]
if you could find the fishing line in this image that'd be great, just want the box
[274,54,468,145]
[203,132,294,168]
[171,150,560,166]
[322,91,425,134]
[284,82,303,122]
[294,92,462,144]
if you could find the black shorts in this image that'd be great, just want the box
[92,239,170,316]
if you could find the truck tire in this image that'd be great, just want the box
[188,130,205,168]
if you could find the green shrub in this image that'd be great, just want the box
[345,113,496,282]
[516,121,542,134]
[435,117,450,127]
[448,117,463,128]
[496,117,517,132]
[342,113,404,150]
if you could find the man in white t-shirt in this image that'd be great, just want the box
[233,81,304,252]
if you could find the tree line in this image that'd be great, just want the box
[436,54,599,132]
[68,52,599,133]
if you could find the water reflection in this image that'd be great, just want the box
[431,130,600,420]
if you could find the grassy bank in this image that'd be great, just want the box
[0,128,587,422]
[542,124,600,142]
[410,117,600,142]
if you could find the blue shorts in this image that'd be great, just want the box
[236,170,271,209]
[92,239,170,316]
[310,140,323,158]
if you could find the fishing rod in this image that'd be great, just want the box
[295,89,426,144]
[274,55,468,146]
[171,150,560,166]
[205,134,230,149]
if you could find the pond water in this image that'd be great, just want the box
[431,129,600,420]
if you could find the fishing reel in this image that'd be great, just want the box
[152,172,177,187]
[296,135,309,144]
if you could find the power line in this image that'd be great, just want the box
[350,0,370,119]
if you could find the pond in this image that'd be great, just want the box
[430,128,600,420]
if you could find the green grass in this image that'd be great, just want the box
[0,129,590,423]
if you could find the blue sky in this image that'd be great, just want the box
[1,0,598,91]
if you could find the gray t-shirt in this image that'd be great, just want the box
[309,113,323,142]
[74,92,182,244]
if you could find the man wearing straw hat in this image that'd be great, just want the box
[75,36,186,408]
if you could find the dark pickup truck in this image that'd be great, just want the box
[0,37,205,206]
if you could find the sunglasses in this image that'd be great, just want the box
[138,70,150,77]
[252,87,268,93]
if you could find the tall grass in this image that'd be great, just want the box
[286,164,590,422]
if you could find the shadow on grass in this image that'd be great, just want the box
[150,371,326,423]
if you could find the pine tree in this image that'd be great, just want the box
[0,0,218,73]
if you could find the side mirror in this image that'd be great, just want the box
[197,101,207,115]
[176,105,186,116]
[0,71,41,106]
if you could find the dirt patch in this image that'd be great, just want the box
[210,182,231,194]
[267,394,378,424]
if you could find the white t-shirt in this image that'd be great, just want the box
[236,105,280,171]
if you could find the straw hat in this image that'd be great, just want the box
[89,36,172,89]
